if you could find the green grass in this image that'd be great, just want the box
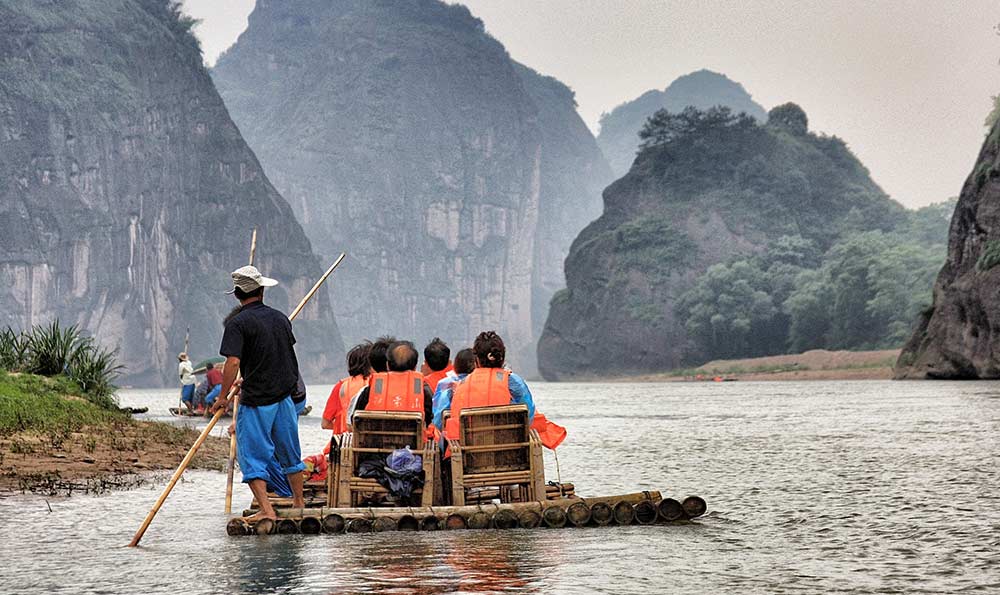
[0,372,121,437]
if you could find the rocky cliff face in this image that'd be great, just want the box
[539,104,905,379]
[212,0,609,373]
[0,0,343,385]
[894,121,1000,379]
[597,70,767,177]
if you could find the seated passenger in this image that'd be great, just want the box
[444,331,535,441]
[203,362,223,411]
[422,337,455,393]
[352,340,433,426]
[323,342,372,434]
[432,348,476,431]
[345,335,394,422]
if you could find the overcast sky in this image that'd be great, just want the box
[182,0,999,208]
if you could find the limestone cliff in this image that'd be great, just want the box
[894,120,1000,378]
[0,0,344,385]
[539,104,905,379]
[597,70,767,177]
[212,0,609,372]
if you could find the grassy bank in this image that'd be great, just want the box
[0,372,228,495]
[630,349,900,382]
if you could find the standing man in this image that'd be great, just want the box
[177,353,196,412]
[210,265,306,522]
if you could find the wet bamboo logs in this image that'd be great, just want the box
[682,496,707,518]
[657,498,684,521]
[300,516,323,534]
[419,515,440,531]
[634,500,658,524]
[323,514,345,533]
[230,492,699,535]
[590,502,614,525]
[613,501,635,525]
[517,510,542,529]
[491,509,519,529]
[243,492,660,520]
[542,505,567,528]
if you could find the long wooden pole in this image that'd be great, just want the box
[224,228,258,514]
[128,251,347,547]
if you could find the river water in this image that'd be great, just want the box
[2,380,999,594]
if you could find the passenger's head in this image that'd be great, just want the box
[177,352,188,362]
[205,362,214,371]
[347,341,373,378]
[423,337,450,372]
[369,335,396,373]
[473,331,505,368]
[453,348,476,375]
[387,341,419,372]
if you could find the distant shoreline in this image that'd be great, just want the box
[608,349,900,383]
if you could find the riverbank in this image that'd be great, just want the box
[0,372,228,495]
[630,349,900,382]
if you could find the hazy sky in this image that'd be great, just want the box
[182,1,999,208]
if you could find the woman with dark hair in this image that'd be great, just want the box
[443,331,536,440]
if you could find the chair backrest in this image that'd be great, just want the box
[458,404,531,475]
[352,411,423,456]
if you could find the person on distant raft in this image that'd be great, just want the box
[432,347,476,431]
[201,362,223,414]
[352,340,434,426]
[323,342,372,436]
[422,337,455,394]
[211,265,306,522]
[177,352,196,412]
[443,331,535,441]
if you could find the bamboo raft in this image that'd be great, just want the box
[228,405,708,537]
[229,491,707,536]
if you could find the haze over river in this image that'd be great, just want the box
[1,380,999,594]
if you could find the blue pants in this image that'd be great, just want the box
[294,398,306,415]
[180,384,195,403]
[205,384,222,405]
[236,396,306,484]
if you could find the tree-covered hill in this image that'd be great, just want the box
[597,70,768,177]
[539,103,947,379]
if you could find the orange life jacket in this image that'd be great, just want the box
[367,371,424,414]
[333,375,368,435]
[444,368,513,441]
[424,363,454,394]
[531,412,567,450]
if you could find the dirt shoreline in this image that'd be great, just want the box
[610,349,900,383]
[0,420,230,496]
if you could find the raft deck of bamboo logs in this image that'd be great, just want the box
[228,490,708,536]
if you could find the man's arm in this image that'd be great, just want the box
[211,356,240,413]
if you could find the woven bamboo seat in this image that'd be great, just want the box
[447,404,544,506]
[329,411,439,507]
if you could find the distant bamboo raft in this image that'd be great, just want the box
[228,491,708,536]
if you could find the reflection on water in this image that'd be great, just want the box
[2,380,1000,594]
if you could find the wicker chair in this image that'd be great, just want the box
[330,411,439,507]
[447,404,545,506]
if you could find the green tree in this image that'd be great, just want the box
[986,95,1000,131]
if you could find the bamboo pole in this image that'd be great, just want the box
[128,405,230,546]
[590,501,613,525]
[613,501,635,525]
[224,228,258,514]
[129,252,348,547]
[634,500,658,525]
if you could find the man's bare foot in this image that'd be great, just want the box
[242,511,278,523]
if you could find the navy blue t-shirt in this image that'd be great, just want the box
[219,301,299,408]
